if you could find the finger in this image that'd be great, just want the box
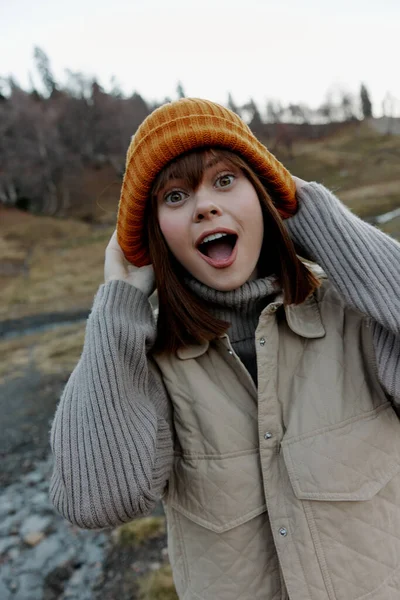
[292,175,308,190]
[106,229,118,248]
[107,233,126,259]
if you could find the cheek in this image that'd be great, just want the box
[256,206,265,242]
[243,193,264,244]
[250,200,264,226]
[158,211,187,255]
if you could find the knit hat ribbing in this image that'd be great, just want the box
[117,98,297,266]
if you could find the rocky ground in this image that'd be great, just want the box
[0,324,171,600]
[0,454,108,600]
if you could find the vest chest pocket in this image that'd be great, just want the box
[282,402,400,502]
[165,451,280,600]
[281,402,400,600]
[168,449,267,533]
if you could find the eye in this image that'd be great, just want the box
[215,174,235,188]
[164,190,188,205]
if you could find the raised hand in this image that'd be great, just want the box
[104,230,155,296]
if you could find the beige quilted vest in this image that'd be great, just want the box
[154,279,400,600]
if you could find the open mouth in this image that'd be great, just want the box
[197,232,238,265]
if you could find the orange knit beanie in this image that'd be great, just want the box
[117,98,297,267]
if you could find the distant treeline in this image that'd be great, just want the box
[0,47,390,216]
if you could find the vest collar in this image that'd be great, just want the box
[282,293,326,339]
[176,343,210,360]
[176,292,325,360]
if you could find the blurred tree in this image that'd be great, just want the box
[266,100,284,123]
[341,92,355,121]
[242,98,262,127]
[0,77,8,101]
[64,69,92,99]
[0,79,67,213]
[110,75,124,99]
[33,47,58,97]
[317,93,334,122]
[28,71,42,101]
[176,82,186,99]
[287,103,310,123]
[0,53,152,215]
[227,93,240,115]
[128,92,150,128]
[360,83,373,118]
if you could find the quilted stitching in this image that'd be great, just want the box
[171,453,266,531]
[168,506,282,600]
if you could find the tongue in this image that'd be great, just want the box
[205,239,233,261]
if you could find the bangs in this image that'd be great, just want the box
[151,148,246,198]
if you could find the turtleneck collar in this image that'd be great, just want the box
[185,274,282,386]
[185,274,282,312]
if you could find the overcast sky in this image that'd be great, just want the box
[2,0,399,115]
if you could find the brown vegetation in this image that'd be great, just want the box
[113,517,166,548]
[137,565,178,600]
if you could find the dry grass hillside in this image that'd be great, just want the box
[280,121,400,220]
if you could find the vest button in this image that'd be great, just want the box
[227,349,233,355]
[279,527,288,537]
[264,432,272,440]
[259,338,266,346]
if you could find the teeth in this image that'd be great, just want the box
[201,232,228,245]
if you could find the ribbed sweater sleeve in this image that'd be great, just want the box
[49,279,173,529]
[285,182,400,403]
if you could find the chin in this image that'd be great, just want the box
[200,270,255,292]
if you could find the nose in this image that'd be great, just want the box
[193,195,223,222]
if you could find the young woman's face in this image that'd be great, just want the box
[157,156,264,291]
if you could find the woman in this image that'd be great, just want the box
[50,98,400,599]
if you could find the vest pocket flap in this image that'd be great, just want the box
[282,404,400,501]
[169,450,267,533]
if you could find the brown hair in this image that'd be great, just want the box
[147,148,320,354]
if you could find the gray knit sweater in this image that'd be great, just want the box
[49,183,400,528]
